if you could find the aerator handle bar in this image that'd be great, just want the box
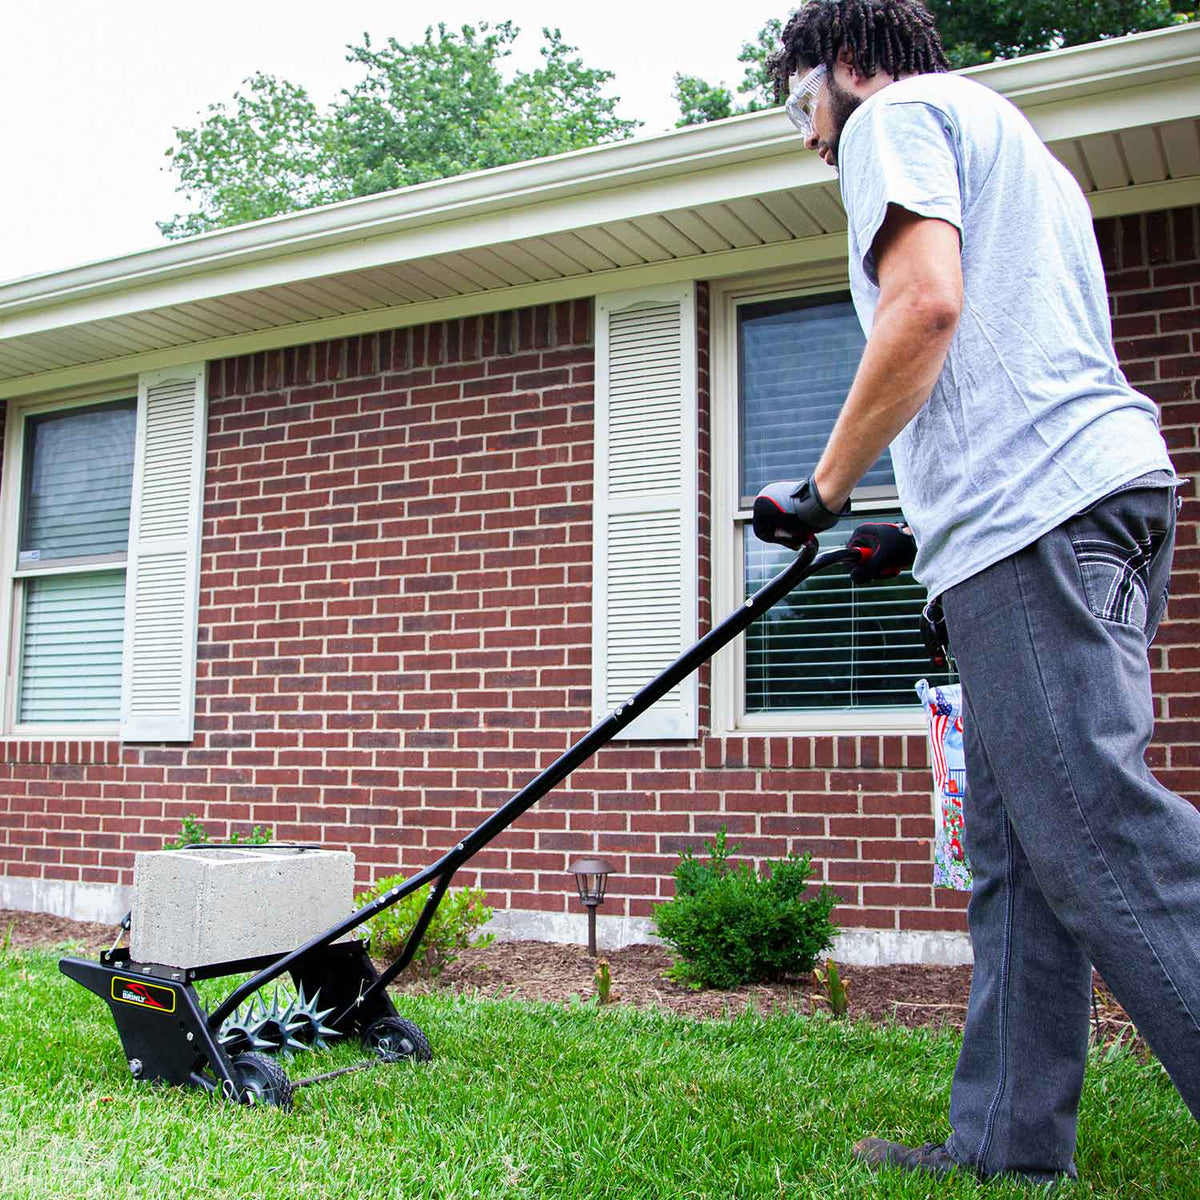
[210,542,860,1032]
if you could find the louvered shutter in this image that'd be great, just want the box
[120,365,207,742]
[593,285,698,739]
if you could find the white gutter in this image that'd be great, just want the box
[2,22,1197,326]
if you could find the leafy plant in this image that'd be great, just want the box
[160,23,638,237]
[812,958,851,1017]
[676,4,1199,126]
[594,958,617,1005]
[162,813,272,850]
[652,827,839,990]
[355,877,494,979]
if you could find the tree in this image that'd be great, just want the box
[673,19,780,128]
[160,23,639,239]
[160,75,348,239]
[926,0,1198,68]
[675,2,1197,126]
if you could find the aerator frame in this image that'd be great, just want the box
[60,542,856,1107]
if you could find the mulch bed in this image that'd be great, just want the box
[7,906,1139,1047]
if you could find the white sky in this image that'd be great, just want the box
[1,1,785,284]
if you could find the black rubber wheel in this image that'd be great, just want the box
[231,1051,294,1109]
[362,1016,433,1063]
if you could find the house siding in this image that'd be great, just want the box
[1,205,1197,949]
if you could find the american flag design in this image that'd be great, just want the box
[915,679,973,891]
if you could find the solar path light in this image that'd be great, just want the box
[569,858,614,956]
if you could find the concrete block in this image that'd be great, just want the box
[130,847,355,968]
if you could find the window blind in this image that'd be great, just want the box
[744,516,954,711]
[18,570,126,723]
[20,402,136,563]
[739,297,890,501]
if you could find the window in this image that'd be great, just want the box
[713,282,954,731]
[10,399,136,727]
[0,364,208,741]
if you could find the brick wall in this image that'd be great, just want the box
[1097,206,1200,802]
[2,205,1197,944]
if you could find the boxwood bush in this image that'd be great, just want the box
[652,827,838,989]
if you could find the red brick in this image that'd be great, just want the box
[15,249,1200,930]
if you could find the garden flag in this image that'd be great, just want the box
[916,679,973,891]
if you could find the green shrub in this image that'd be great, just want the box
[651,827,839,990]
[355,876,494,978]
[163,813,272,850]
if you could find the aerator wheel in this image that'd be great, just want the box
[231,1051,294,1109]
[363,1016,432,1063]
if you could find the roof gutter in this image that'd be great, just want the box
[2,22,1198,320]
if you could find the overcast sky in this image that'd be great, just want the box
[1,1,786,284]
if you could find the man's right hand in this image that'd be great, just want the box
[751,476,849,550]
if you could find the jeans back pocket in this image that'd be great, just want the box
[1066,488,1171,630]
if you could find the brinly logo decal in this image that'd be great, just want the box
[111,977,176,1013]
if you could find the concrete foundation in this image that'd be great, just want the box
[130,846,355,968]
[482,909,974,966]
[2,876,973,967]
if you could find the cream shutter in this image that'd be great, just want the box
[120,364,207,742]
[593,285,698,739]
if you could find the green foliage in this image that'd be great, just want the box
[813,957,851,1017]
[160,23,638,238]
[674,19,781,127]
[355,876,494,978]
[652,827,839,989]
[672,74,737,127]
[162,813,272,850]
[676,4,1197,126]
[159,73,349,239]
[594,958,615,1005]
[925,0,1198,68]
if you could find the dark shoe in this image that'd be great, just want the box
[852,1138,964,1178]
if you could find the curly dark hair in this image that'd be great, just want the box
[767,1,949,100]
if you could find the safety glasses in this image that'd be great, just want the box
[785,64,827,140]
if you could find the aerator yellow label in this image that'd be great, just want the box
[111,977,176,1013]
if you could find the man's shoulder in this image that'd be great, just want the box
[859,73,1007,129]
[843,72,1017,157]
[880,72,991,108]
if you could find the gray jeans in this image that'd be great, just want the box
[940,482,1200,1181]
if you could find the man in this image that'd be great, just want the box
[751,0,1199,1186]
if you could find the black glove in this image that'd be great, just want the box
[845,522,917,584]
[752,476,850,550]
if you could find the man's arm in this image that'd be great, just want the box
[812,204,963,511]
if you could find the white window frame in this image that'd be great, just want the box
[0,382,139,737]
[710,269,926,737]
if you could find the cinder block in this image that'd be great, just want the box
[131,847,355,968]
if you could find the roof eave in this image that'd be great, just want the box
[4,21,1198,317]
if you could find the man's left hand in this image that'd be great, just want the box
[846,521,916,583]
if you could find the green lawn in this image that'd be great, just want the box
[1,948,1194,1198]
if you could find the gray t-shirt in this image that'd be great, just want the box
[837,72,1173,598]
